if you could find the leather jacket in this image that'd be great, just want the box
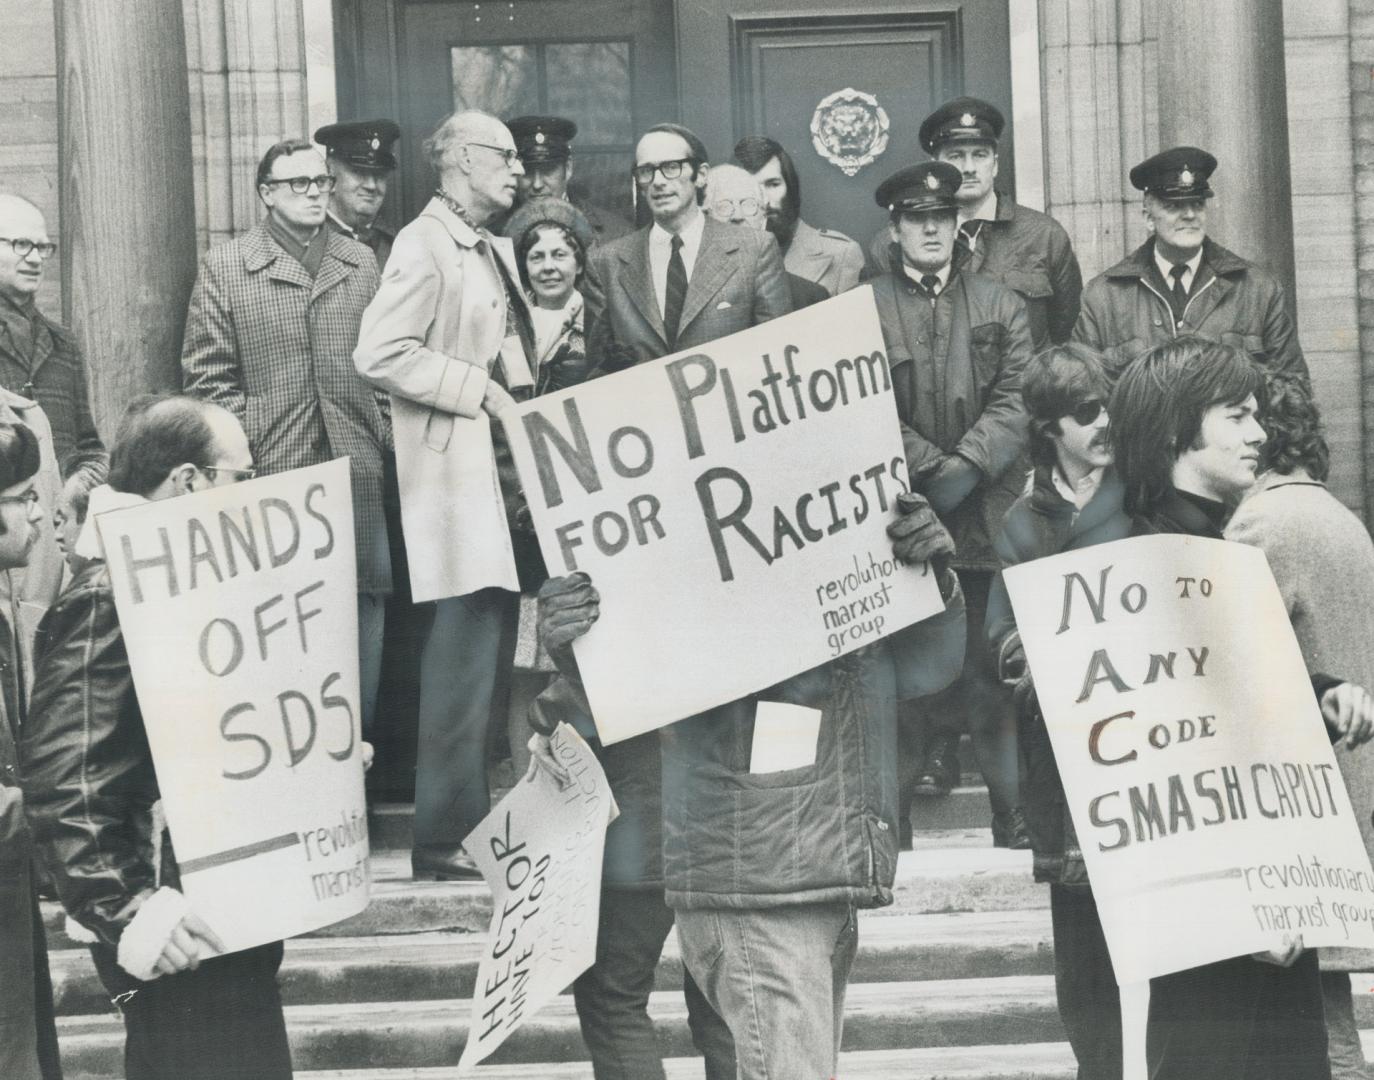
[20,560,174,948]
[1073,237,1308,381]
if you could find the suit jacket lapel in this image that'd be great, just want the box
[309,231,358,304]
[677,218,738,334]
[618,229,667,346]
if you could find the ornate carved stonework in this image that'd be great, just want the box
[810,88,890,177]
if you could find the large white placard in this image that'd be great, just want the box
[505,286,944,743]
[459,723,615,1072]
[1004,535,1374,984]
[98,459,369,952]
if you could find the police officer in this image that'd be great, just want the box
[314,118,400,270]
[503,115,634,245]
[1074,146,1307,380]
[868,97,1082,350]
[733,135,864,297]
[871,161,1034,848]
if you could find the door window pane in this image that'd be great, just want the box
[451,45,539,118]
[546,42,633,145]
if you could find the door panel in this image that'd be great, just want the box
[338,0,677,226]
[679,0,1014,248]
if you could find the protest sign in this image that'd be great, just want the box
[1004,534,1374,984]
[98,459,369,952]
[458,723,616,1072]
[504,286,944,743]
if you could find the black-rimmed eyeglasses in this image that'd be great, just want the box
[201,465,257,482]
[632,159,694,186]
[1065,400,1106,427]
[465,142,522,167]
[262,175,337,195]
[0,238,57,259]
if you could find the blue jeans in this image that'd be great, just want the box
[675,902,857,1080]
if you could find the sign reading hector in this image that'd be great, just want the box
[459,724,616,1072]
[504,287,945,744]
[1004,535,1374,984]
[98,459,369,952]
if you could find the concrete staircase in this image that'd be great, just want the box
[48,765,1366,1078]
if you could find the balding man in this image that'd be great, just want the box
[703,164,828,309]
[354,110,538,882]
[0,194,105,481]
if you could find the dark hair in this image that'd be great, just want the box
[643,123,708,174]
[515,221,585,290]
[733,135,800,214]
[108,395,219,497]
[1022,343,1111,467]
[1258,373,1328,481]
[256,138,316,189]
[60,469,100,526]
[0,421,41,538]
[1109,337,1265,516]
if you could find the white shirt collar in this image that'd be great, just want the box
[1051,464,1105,512]
[650,207,705,252]
[900,259,951,292]
[1153,243,1203,290]
[959,190,998,225]
[649,208,707,319]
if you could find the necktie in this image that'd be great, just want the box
[663,234,687,347]
[921,274,941,300]
[1169,263,1189,324]
[959,220,982,252]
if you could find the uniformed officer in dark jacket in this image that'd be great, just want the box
[1074,146,1308,381]
[867,97,1082,349]
[315,118,400,271]
[501,115,634,245]
[871,160,1034,849]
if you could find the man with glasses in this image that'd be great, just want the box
[0,193,105,483]
[871,160,1034,849]
[703,163,828,310]
[182,137,391,741]
[587,121,789,374]
[354,111,540,882]
[23,396,293,1080]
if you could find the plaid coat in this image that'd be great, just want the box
[181,223,390,594]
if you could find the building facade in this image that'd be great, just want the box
[2,0,1370,515]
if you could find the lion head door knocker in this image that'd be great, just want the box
[810,89,890,177]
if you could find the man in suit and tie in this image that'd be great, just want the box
[587,122,790,371]
[571,121,789,1080]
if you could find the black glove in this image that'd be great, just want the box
[888,491,956,571]
[537,572,600,675]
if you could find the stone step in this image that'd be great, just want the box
[42,836,1045,948]
[58,976,1069,1076]
[47,908,1057,1016]
[368,785,998,852]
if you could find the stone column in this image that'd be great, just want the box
[57,0,198,431]
[1156,0,1296,295]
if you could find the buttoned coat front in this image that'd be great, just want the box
[586,216,792,370]
[354,197,529,602]
[181,223,390,594]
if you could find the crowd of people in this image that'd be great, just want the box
[1,89,1373,1080]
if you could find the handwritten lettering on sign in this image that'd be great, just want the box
[459,724,615,1071]
[1004,535,1374,983]
[505,287,944,744]
[99,459,369,952]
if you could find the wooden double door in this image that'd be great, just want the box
[334,0,1013,252]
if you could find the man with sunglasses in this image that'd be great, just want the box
[983,343,1131,1079]
[0,193,105,483]
[182,138,391,742]
[586,122,790,374]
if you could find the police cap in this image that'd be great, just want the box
[507,116,578,166]
[314,119,400,172]
[1129,146,1217,201]
[919,97,1005,154]
[875,162,963,214]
